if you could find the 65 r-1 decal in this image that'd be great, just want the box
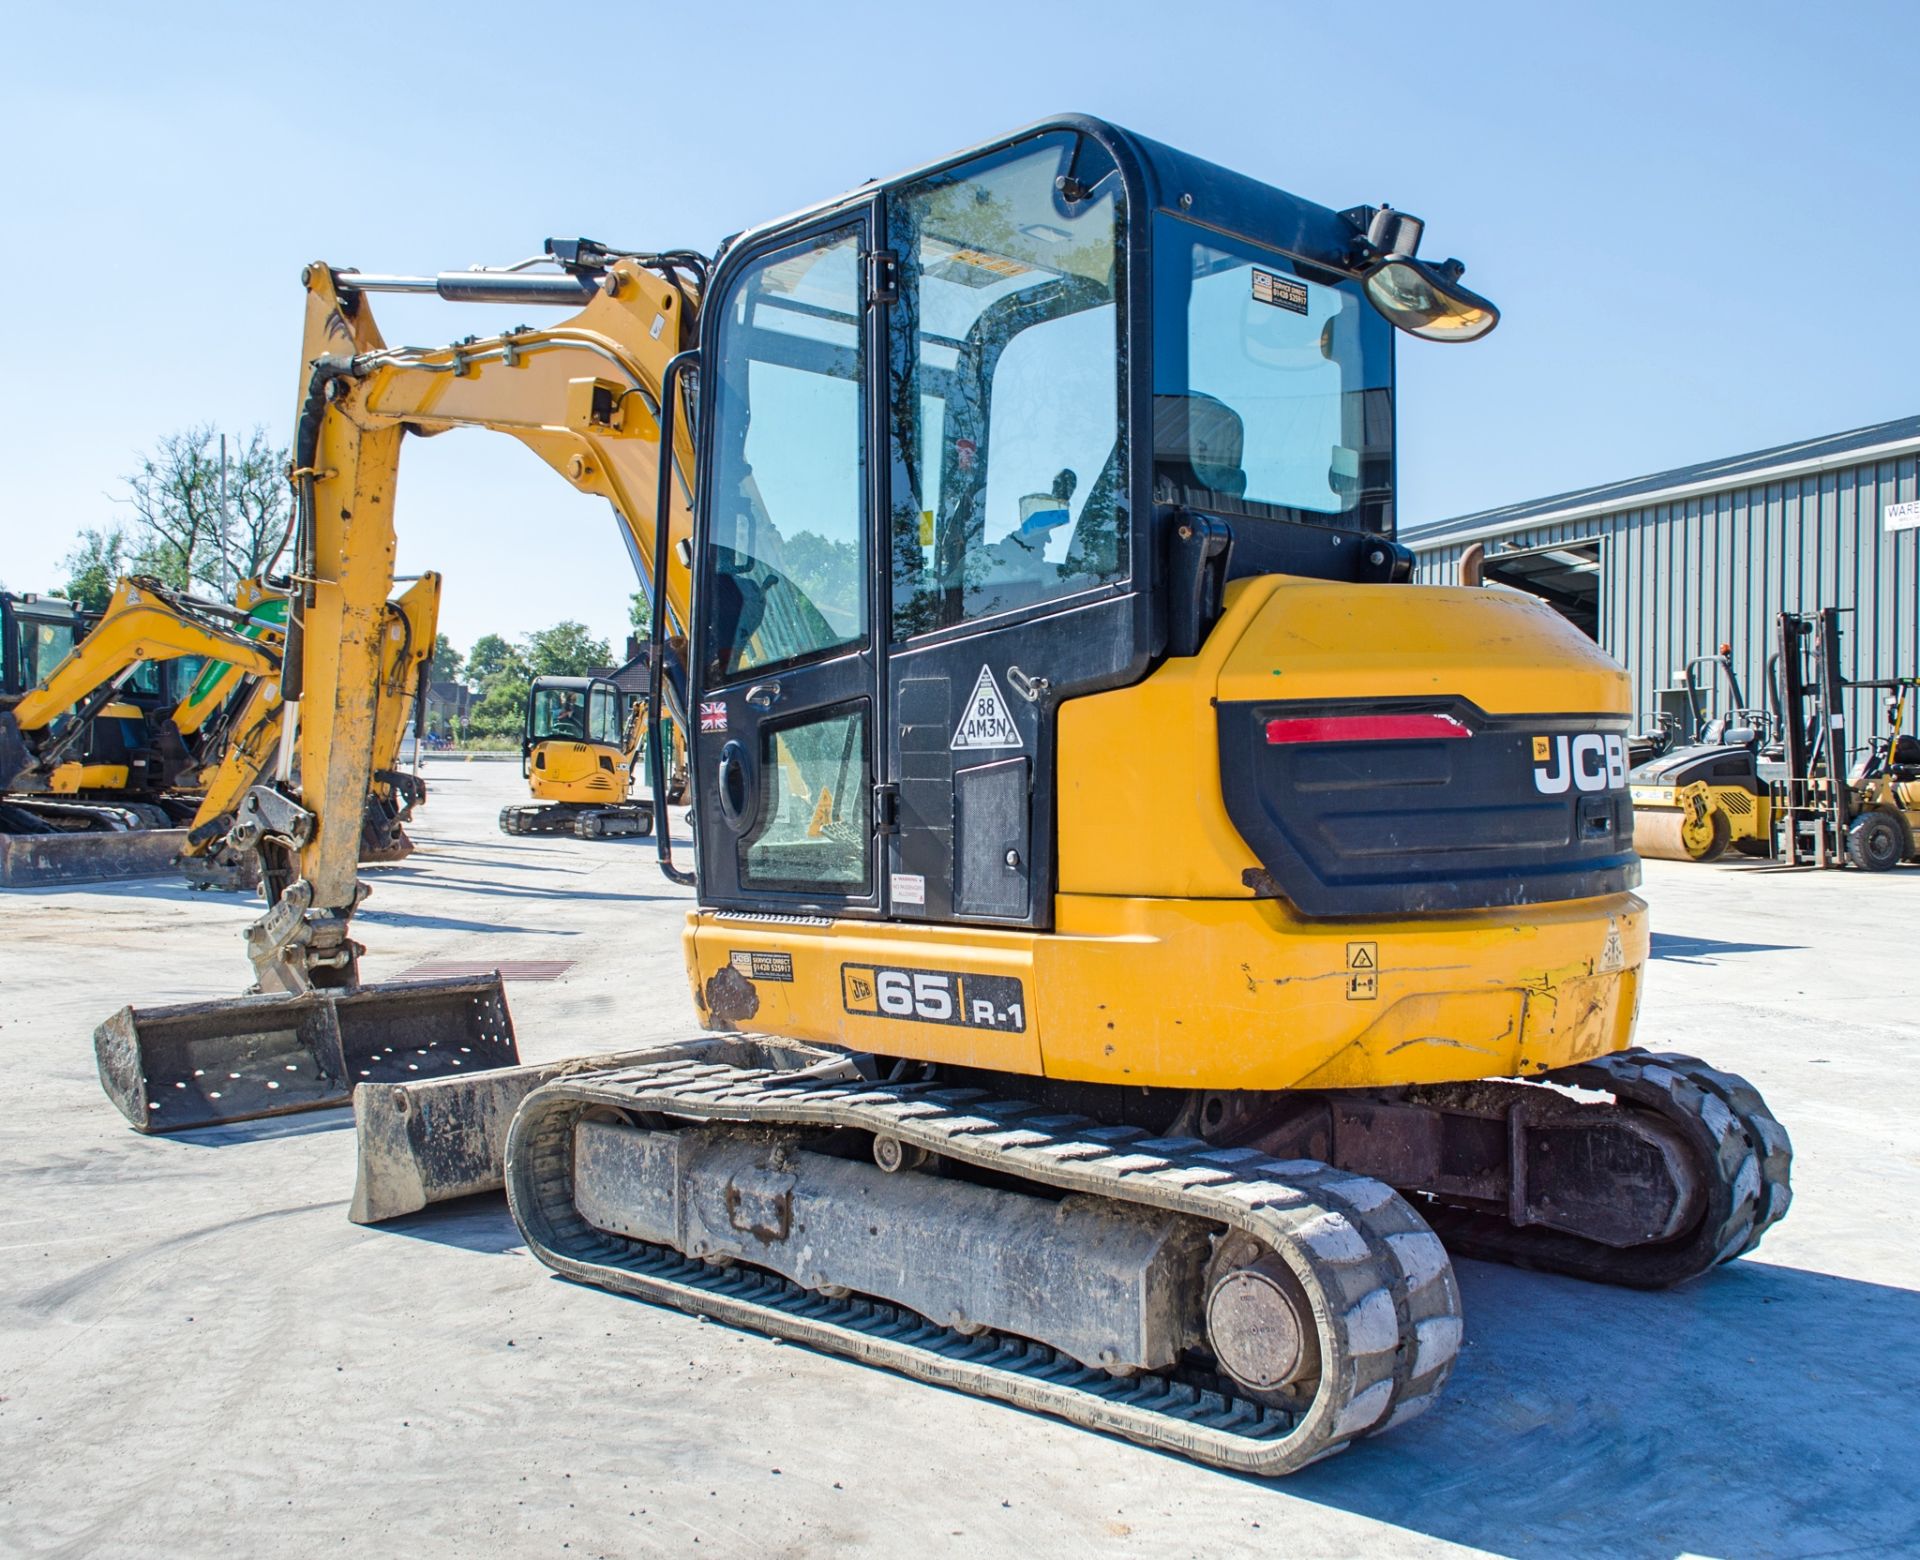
[841,964,1026,1032]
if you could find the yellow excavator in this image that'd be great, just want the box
[1,572,438,889]
[93,117,1791,1478]
[179,572,442,889]
[1,576,281,882]
[498,672,685,838]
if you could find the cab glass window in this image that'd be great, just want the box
[588,683,620,746]
[741,704,870,891]
[1152,216,1394,531]
[17,618,75,685]
[889,133,1128,636]
[530,685,588,742]
[704,226,867,683]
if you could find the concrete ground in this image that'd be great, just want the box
[2,759,1916,1559]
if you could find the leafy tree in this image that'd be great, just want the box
[525,620,610,678]
[468,675,531,738]
[629,591,651,633]
[429,633,464,685]
[62,525,132,612]
[466,633,529,688]
[119,425,291,595]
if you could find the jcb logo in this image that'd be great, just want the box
[1532,732,1627,795]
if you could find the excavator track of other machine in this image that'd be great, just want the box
[498,800,653,839]
[507,1053,1463,1477]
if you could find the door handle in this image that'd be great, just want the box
[716,739,754,831]
[743,681,783,710]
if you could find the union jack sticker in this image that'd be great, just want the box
[699,700,728,733]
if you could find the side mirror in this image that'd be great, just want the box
[1364,258,1499,342]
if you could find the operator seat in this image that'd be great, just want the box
[1154,391,1249,502]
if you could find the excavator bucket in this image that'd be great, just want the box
[94,973,519,1134]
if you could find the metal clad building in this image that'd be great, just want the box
[1401,416,1920,739]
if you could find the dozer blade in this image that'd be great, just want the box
[0,826,191,887]
[95,974,519,1134]
[349,1034,838,1223]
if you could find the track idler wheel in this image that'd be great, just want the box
[1204,1232,1323,1407]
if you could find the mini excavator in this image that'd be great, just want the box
[498,673,686,839]
[95,117,1791,1477]
[0,573,437,888]
[179,572,442,889]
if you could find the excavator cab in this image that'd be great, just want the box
[670,121,1616,947]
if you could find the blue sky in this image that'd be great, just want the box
[3,1,1914,655]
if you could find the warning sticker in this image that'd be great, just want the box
[1600,919,1624,974]
[890,872,926,906]
[1252,269,1309,314]
[729,950,794,983]
[951,665,1022,751]
[1346,941,1378,1001]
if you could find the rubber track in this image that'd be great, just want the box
[506,1058,1465,1476]
[498,803,651,839]
[1420,1048,1792,1287]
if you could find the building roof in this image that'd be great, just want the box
[592,647,653,697]
[1403,413,1920,550]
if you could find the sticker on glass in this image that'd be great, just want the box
[1252,268,1309,315]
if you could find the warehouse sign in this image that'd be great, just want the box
[1886,500,1920,532]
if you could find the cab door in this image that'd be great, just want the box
[690,211,883,915]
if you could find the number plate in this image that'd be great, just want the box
[840,963,1026,1032]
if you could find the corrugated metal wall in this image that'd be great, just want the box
[1412,452,1920,745]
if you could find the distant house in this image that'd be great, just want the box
[423,678,473,738]
[592,635,656,721]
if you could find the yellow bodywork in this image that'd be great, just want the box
[47,761,132,793]
[688,575,1646,1092]
[528,739,628,804]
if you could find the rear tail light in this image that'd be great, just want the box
[1264,713,1471,745]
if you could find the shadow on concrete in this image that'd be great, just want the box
[1649,931,1803,962]
[373,879,687,908]
[377,1192,525,1254]
[166,1106,357,1147]
[384,1187,1917,1555]
[353,907,579,935]
[1248,1256,1920,1557]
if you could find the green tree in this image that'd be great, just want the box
[468,675,531,738]
[61,525,132,612]
[629,591,651,634]
[524,620,610,678]
[118,425,291,595]
[429,633,464,685]
[466,633,529,688]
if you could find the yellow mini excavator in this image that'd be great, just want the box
[179,572,442,889]
[0,573,438,889]
[94,117,1791,1478]
[501,673,650,837]
[1,576,280,883]
[499,672,689,839]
